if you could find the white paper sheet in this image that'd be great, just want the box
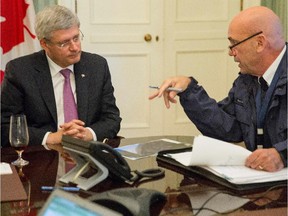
[0,162,13,175]
[205,166,288,184]
[167,135,251,166]
[165,135,288,184]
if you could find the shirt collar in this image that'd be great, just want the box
[46,54,74,75]
[262,45,286,86]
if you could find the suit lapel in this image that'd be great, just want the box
[33,51,58,124]
[74,58,89,122]
[268,46,287,110]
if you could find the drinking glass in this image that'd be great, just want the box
[9,114,29,166]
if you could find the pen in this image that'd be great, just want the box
[41,186,80,192]
[149,86,183,93]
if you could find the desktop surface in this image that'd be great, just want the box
[1,136,287,216]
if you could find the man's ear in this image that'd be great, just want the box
[39,39,48,50]
[256,35,266,52]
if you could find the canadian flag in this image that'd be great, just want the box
[0,0,41,83]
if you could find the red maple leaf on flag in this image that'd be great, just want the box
[0,0,36,54]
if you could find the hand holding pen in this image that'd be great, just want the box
[149,86,183,93]
[148,76,192,108]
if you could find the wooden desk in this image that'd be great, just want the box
[1,136,287,216]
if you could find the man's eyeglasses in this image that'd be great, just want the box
[45,31,84,49]
[229,31,263,51]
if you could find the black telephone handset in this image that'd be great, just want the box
[89,143,133,181]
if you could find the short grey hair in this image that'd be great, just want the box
[35,5,80,40]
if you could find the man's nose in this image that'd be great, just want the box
[69,41,79,50]
[228,48,236,56]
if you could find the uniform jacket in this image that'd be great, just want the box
[1,50,121,147]
[179,45,287,166]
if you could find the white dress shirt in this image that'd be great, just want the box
[42,55,96,147]
[262,45,286,85]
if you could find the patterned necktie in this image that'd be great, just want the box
[60,69,78,122]
[256,77,268,146]
[259,77,268,91]
[259,77,268,102]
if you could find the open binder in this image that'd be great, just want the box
[157,148,287,191]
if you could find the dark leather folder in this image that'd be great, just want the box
[157,148,287,192]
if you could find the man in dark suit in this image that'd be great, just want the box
[1,5,121,148]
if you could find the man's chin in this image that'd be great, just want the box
[239,70,257,76]
[69,53,81,64]
[239,70,247,74]
[238,65,247,74]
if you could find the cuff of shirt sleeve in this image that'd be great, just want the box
[278,149,287,167]
[42,132,52,150]
[87,127,97,141]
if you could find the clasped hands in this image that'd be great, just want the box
[47,119,92,146]
[46,119,93,162]
[60,119,93,140]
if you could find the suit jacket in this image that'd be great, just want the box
[1,50,121,147]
